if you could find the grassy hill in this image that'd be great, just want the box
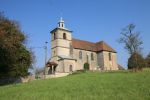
[0,70,150,100]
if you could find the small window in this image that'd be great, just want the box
[109,52,112,61]
[79,51,82,59]
[91,53,94,61]
[63,33,66,39]
[54,33,56,40]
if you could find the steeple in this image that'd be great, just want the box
[58,17,65,28]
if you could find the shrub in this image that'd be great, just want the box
[128,53,146,71]
[145,53,150,68]
[84,63,89,71]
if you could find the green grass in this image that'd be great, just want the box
[0,70,150,100]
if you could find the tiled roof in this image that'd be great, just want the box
[58,55,77,60]
[46,61,58,67]
[72,38,116,53]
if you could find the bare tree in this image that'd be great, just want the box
[118,24,143,55]
[118,24,144,71]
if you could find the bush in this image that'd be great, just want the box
[145,53,150,68]
[71,70,85,75]
[128,53,146,71]
[84,63,89,71]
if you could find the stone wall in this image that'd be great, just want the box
[97,51,118,70]
[63,59,76,72]
[73,49,98,70]
[51,29,72,57]
[55,59,76,73]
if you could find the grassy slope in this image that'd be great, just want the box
[0,70,150,100]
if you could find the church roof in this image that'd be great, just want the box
[46,61,58,67]
[58,55,77,61]
[72,38,116,53]
[50,27,72,33]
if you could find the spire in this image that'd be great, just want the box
[58,17,65,28]
[60,17,63,22]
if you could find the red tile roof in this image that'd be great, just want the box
[72,38,116,53]
[46,62,58,67]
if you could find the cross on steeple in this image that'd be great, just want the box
[58,17,65,28]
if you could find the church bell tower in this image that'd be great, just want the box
[50,17,72,62]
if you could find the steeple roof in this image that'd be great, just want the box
[50,18,72,33]
[58,17,65,28]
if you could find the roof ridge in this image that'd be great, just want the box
[72,38,116,53]
[72,38,96,44]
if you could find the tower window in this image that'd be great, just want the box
[63,33,67,39]
[54,33,56,40]
[109,52,112,61]
[79,51,82,59]
[91,53,94,61]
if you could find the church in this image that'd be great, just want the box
[46,18,118,74]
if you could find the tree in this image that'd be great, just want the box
[145,53,150,68]
[0,12,32,80]
[118,24,144,70]
[118,24,143,55]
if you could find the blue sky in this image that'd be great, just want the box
[0,0,150,69]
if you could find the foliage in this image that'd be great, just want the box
[118,23,144,71]
[84,62,89,70]
[0,12,32,79]
[34,67,44,79]
[128,53,146,71]
[145,53,150,68]
[71,70,85,75]
[0,70,150,100]
[118,23,143,55]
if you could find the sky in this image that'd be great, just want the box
[0,0,150,69]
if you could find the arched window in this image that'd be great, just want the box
[54,33,56,40]
[63,33,66,39]
[109,52,112,61]
[79,51,82,59]
[91,53,94,60]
